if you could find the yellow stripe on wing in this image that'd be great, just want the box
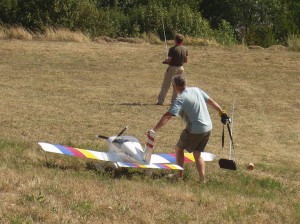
[184,153,195,162]
[167,164,182,169]
[138,165,148,168]
[76,148,98,159]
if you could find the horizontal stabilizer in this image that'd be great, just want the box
[38,142,117,162]
[150,152,217,164]
[117,162,183,170]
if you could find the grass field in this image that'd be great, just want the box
[0,39,299,223]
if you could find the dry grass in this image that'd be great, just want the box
[0,26,33,40]
[39,27,90,42]
[0,40,299,223]
[0,26,89,42]
[184,35,219,46]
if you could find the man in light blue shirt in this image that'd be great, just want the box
[149,75,230,182]
[169,87,212,134]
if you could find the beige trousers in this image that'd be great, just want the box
[157,66,184,105]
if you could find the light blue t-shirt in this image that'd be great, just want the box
[169,87,212,134]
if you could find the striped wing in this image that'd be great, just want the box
[117,162,183,170]
[150,152,216,164]
[38,142,118,162]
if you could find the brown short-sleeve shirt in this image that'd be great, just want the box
[168,45,188,66]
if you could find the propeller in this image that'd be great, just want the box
[116,125,128,137]
[96,134,109,139]
[96,125,128,140]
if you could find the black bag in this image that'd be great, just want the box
[219,123,237,170]
[219,158,237,170]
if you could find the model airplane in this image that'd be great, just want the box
[38,126,217,170]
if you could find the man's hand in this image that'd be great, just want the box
[146,129,156,138]
[162,59,169,64]
[220,110,231,125]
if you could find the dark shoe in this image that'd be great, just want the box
[155,103,163,106]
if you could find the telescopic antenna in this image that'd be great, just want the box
[162,18,168,58]
[228,99,235,160]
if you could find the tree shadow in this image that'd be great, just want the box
[43,158,172,180]
[119,102,156,106]
[86,161,171,180]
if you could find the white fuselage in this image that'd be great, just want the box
[107,136,146,164]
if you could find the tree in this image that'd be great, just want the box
[0,0,18,24]
[200,0,299,46]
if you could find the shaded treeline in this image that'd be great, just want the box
[0,0,299,46]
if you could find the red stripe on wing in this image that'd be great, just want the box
[65,146,86,158]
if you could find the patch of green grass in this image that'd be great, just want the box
[255,162,300,182]
[258,176,282,190]
[72,200,94,216]
[8,214,33,224]
[44,183,73,199]
[205,170,285,200]
[0,139,29,152]
[164,209,193,223]
[0,139,37,170]
[294,202,300,221]
[222,205,243,223]
[24,191,45,204]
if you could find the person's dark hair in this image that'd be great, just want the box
[175,34,184,44]
[172,75,186,88]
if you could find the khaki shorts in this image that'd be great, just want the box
[176,129,211,153]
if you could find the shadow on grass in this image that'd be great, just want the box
[43,159,173,180]
[86,161,174,180]
[119,102,157,106]
[44,159,82,171]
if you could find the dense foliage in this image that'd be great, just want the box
[200,0,300,46]
[0,0,299,46]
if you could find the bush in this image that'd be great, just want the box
[0,0,229,45]
[214,20,237,45]
[167,4,213,39]
[287,34,300,52]
[245,25,277,47]
[140,32,162,44]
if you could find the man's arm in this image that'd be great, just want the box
[184,55,188,63]
[163,56,172,64]
[184,48,188,63]
[152,112,173,132]
[207,98,230,124]
[207,98,223,114]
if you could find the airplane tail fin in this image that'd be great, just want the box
[143,130,155,163]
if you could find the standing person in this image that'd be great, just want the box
[149,75,230,182]
[156,34,188,106]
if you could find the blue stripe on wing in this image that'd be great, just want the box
[156,154,176,163]
[53,144,74,156]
